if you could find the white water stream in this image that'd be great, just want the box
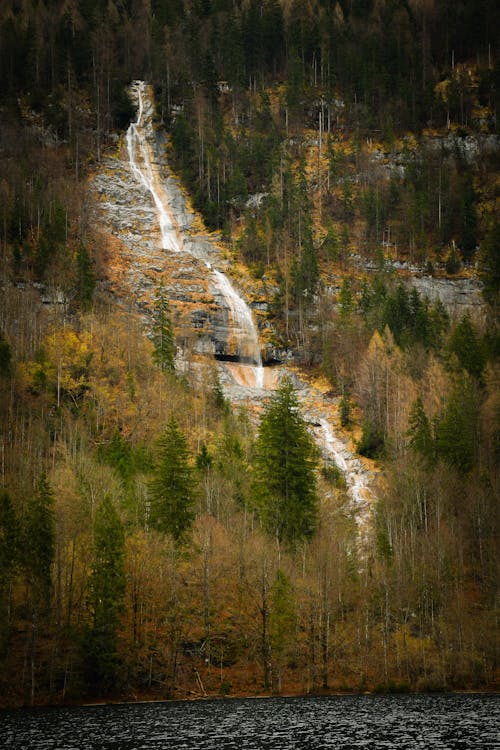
[126,85,182,252]
[318,417,373,539]
[127,81,263,388]
[213,270,264,386]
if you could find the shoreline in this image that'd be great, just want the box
[1,687,498,712]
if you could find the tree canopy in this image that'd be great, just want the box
[251,377,319,545]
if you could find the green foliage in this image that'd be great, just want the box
[75,243,95,311]
[0,491,20,655]
[83,495,125,694]
[251,377,319,545]
[149,416,196,542]
[321,462,347,489]
[22,472,55,600]
[359,278,449,350]
[151,286,176,373]
[338,278,354,318]
[407,397,435,466]
[447,314,485,378]
[434,375,481,474]
[196,443,213,473]
[211,372,229,414]
[339,393,351,428]
[357,421,385,459]
[479,218,500,312]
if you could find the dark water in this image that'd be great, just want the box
[1,694,498,749]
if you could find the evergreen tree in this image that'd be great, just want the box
[251,378,319,545]
[84,495,125,694]
[338,278,354,318]
[75,243,95,310]
[0,492,19,656]
[149,416,196,542]
[23,472,55,601]
[151,285,176,373]
[435,375,480,474]
[407,396,435,465]
[339,392,351,427]
[447,314,485,379]
[479,218,500,313]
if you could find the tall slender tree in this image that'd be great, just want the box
[83,495,126,694]
[151,284,176,373]
[149,416,196,542]
[0,491,19,656]
[251,377,319,546]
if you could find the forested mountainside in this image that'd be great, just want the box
[0,1,499,706]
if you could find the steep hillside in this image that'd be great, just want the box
[0,0,498,706]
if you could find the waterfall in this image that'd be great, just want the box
[318,417,373,536]
[126,83,182,252]
[213,270,264,387]
[126,81,264,389]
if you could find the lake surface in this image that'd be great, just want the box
[1,694,498,749]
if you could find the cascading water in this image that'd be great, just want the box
[126,81,264,389]
[318,417,373,539]
[127,82,182,252]
[213,270,264,387]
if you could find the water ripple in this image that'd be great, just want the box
[1,694,498,749]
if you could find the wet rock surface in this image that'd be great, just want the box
[91,82,250,360]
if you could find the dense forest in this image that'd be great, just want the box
[0,0,498,705]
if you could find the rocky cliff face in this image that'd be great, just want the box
[407,275,484,320]
[91,82,267,363]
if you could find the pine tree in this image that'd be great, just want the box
[23,472,55,601]
[435,375,480,474]
[149,416,196,542]
[479,218,500,313]
[447,314,485,379]
[151,284,176,373]
[338,278,354,318]
[0,492,19,656]
[75,243,95,310]
[251,377,319,545]
[407,396,434,465]
[84,495,125,694]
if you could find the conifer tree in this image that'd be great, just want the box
[151,284,176,373]
[75,243,95,310]
[23,472,55,601]
[479,218,500,313]
[407,396,435,465]
[84,495,125,694]
[0,492,19,656]
[149,416,196,542]
[435,375,480,474]
[447,314,485,379]
[251,377,319,545]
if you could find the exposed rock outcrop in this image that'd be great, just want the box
[91,81,266,363]
[407,275,484,319]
